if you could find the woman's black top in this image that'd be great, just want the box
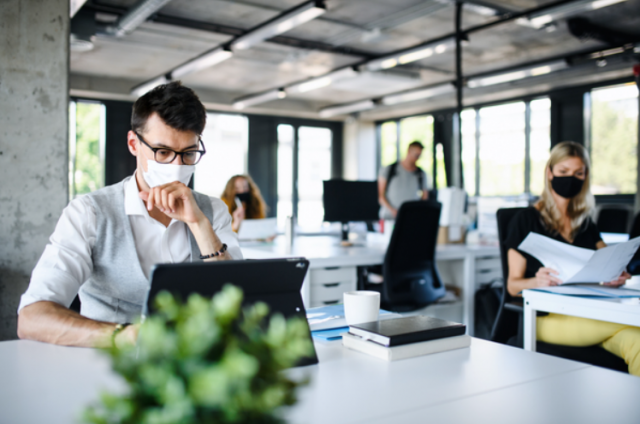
[505,207,602,279]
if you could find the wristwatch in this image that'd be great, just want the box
[112,323,131,348]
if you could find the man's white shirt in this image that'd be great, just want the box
[18,174,242,312]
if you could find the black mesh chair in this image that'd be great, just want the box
[627,211,640,274]
[596,204,633,234]
[373,200,445,312]
[491,207,627,372]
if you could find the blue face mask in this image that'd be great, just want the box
[551,176,584,199]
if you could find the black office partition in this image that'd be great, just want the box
[550,88,586,148]
[248,115,279,217]
[103,99,136,186]
[433,111,454,189]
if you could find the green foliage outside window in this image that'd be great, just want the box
[70,102,104,197]
[84,285,313,424]
[590,85,638,195]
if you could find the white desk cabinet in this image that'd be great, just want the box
[242,236,500,336]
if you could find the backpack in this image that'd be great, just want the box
[385,161,425,195]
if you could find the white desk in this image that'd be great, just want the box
[241,235,500,336]
[2,339,639,424]
[522,289,640,351]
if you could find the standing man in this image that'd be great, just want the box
[17,82,242,348]
[378,141,430,219]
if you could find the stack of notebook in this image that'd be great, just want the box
[342,315,470,361]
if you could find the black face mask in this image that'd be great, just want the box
[551,176,584,199]
[236,192,251,203]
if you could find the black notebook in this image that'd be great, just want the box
[349,316,466,347]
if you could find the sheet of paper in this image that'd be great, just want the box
[531,285,640,298]
[565,236,640,283]
[518,232,595,282]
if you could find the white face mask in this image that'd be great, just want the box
[142,160,195,188]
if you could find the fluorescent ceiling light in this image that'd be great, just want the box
[363,38,455,71]
[381,83,455,106]
[467,61,568,88]
[171,48,233,79]
[232,1,326,51]
[233,89,287,110]
[108,0,173,37]
[517,0,627,29]
[286,67,359,94]
[319,100,376,118]
[131,75,170,97]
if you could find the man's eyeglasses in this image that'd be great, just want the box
[135,132,206,165]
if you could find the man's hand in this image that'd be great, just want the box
[603,271,631,287]
[139,181,204,224]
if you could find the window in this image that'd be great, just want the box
[529,98,551,196]
[277,124,333,231]
[479,102,526,196]
[193,113,248,198]
[461,108,478,196]
[297,127,332,229]
[277,124,295,230]
[68,100,105,199]
[380,121,398,167]
[590,83,638,195]
[378,114,443,189]
[460,98,550,198]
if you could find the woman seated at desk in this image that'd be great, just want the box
[221,174,267,232]
[506,141,640,376]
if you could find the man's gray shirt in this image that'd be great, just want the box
[379,163,429,219]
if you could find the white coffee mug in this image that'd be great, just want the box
[343,291,380,325]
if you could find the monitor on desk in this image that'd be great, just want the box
[323,179,379,244]
[145,258,319,367]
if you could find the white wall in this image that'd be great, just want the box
[343,118,377,181]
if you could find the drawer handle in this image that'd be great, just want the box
[323,300,340,305]
[323,283,340,288]
[324,266,340,270]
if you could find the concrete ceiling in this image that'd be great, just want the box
[71,0,640,120]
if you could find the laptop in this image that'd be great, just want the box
[237,217,278,241]
[145,258,318,366]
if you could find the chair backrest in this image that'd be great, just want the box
[490,207,527,344]
[596,204,633,234]
[629,210,640,239]
[382,200,444,307]
[496,207,527,302]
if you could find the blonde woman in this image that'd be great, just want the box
[506,141,639,376]
[221,175,267,232]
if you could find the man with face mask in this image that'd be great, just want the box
[17,82,241,348]
[378,141,430,219]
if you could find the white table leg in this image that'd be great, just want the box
[523,298,537,351]
[462,253,475,336]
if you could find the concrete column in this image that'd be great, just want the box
[0,0,69,340]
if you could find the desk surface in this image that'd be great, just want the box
[2,338,638,424]
[241,235,499,267]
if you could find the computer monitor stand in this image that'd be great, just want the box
[340,222,354,247]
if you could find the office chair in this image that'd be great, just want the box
[491,208,628,372]
[595,204,633,234]
[375,200,445,311]
[627,211,640,274]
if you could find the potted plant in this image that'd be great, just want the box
[84,284,313,424]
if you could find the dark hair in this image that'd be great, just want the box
[408,141,424,150]
[131,81,206,135]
